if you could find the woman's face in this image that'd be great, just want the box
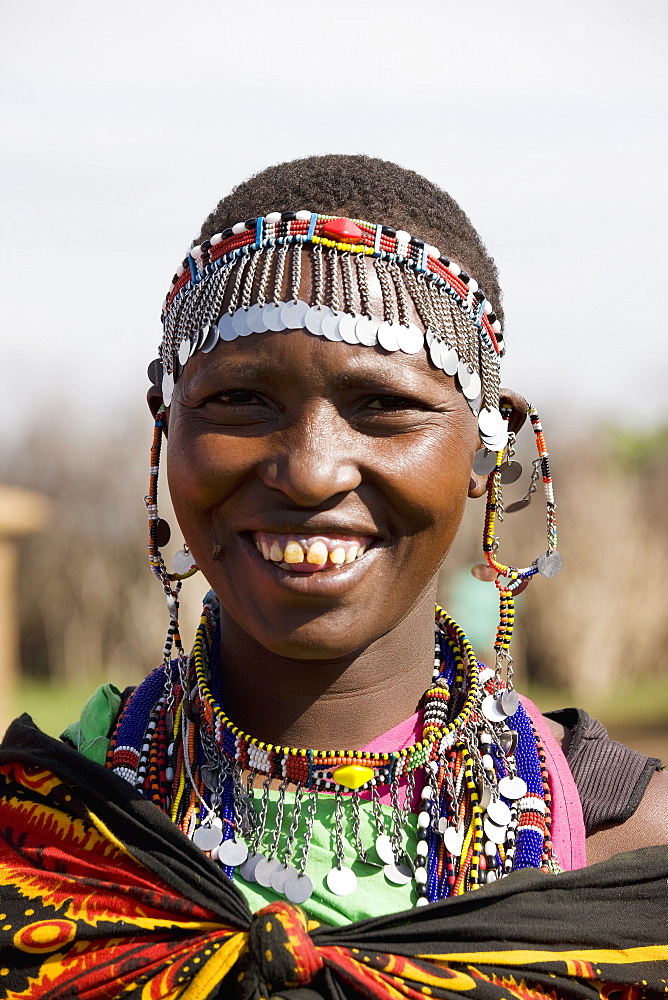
[164,325,482,661]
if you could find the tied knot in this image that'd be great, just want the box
[249,901,323,992]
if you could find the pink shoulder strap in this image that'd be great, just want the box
[519,694,587,871]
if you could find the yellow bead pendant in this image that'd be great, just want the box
[331,763,375,789]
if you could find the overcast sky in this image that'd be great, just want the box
[2,0,666,439]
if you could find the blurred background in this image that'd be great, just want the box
[1,0,666,757]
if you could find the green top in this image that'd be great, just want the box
[62,685,417,925]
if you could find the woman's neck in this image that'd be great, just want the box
[216,590,437,749]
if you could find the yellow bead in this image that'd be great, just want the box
[332,763,374,789]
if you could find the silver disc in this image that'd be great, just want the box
[200,325,219,354]
[473,449,498,476]
[501,689,519,716]
[505,498,531,514]
[396,323,424,355]
[457,361,472,390]
[305,305,326,335]
[478,406,505,437]
[429,338,443,368]
[383,861,412,885]
[498,730,518,757]
[321,308,344,341]
[254,857,281,887]
[270,863,298,894]
[375,834,395,865]
[499,775,527,800]
[262,302,286,331]
[499,460,523,484]
[217,312,237,342]
[326,865,357,896]
[178,338,191,366]
[217,839,249,867]
[467,392,482,416]
[478,784,492,810]
[232,308,252,337]
[355,315,380,346]
[161,371,174,406]
[280,299,309,329]
[482,693,506,723]
[245,302,267,334]
[437,816,448,834]
[442,826,464,856]
[483,817,508,844]
[238,851,263,883]
[200,765,218,790]
[537,550,563,578]
[441,345,459,376]
[172,548,196,575]
[193,326,207,353]
[338,312,360,344]
[193,824,223,851]
[377,320,400,352]
[487,799,512,827]
[480,428,508,451]
[463,370,481,400]
[284,872,314,904]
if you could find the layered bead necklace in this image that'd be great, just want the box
[108,599,557,908]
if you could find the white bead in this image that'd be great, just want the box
[468,278,478,293]
[420,786,433,800]
[190,245,203,259]
[414,866,427,884]
[165,767,174,781]
[486,869,497,883]
[483,300,492,315]
[482,754,494,769]
[210,233,223,246]
[449,262,461,276]
[295,210,312,221]
[416,839,428,857]
[479,731,492,744]
[492,320,502,333]
[232,221,246,235]
[485,840,497,856]
[417,810,431,829]
[424,244,439,258]
[416,896,429,907]
[176,263,185,277]
[265,212,282,224]
[395,229,410,242]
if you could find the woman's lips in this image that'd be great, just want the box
[251,531,376,573]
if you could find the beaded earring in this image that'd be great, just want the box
[471,402,561,713]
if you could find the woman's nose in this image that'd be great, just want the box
[259,417,362,507]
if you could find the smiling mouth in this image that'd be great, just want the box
[250,531,376,573]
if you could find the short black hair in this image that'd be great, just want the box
[195,154,503,321]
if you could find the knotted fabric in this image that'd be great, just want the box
[1,715,666,1000]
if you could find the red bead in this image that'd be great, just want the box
[322,217,364,243]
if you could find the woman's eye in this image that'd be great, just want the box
[367,395,418,410]
[208,389,259,406]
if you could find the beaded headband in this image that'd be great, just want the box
[151,211,509,451]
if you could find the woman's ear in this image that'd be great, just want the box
[468,388,529,498]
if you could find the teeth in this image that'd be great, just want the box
[306,540,329,565]
[269,542,284,562]
[357,545,366,557]
[261,542,271,560]
[284,540,305,564]
[329,546,346,565]
[345,545,358,563]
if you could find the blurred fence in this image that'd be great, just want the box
[2,411,667,716]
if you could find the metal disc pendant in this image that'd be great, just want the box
[280,299,309,330]
[238,851,263,883]
[338,312,360,344]
[326,865,357,896]
[377,320,400,351]
[442,826,464,856]
[483,817,508,844]
[321,308,344,341]
[201,325,219,354]
[396,322,424,354]
[246,302,268,333]
[487,798,512,827]
[232,308,252,337]
[383,861,412,885]
[471,563,497,582]
[262,302,286,331]
[478,406,505,437]
[482,693,506,723]
[479,784,492,810]
[193,825,223,851]
[172,548,196,575]
[500,460,523,484]
[537,550,563,578]
[480,427,508,451]
[499,775,527,800]
[200,765,218,790]
[457,361,472,390]
[217,839,249,867]
[270,862,298,894]
[375,834,395,865]
[194,326,208,352]
[473,449,498,476]
[305,305,326,335]
[429,338,443,368]
[506,497,531,513]
[254,857,281,887]
[500,688,519,716]
[284,871,314,904]
[162,371,174,406]
[441,346,459,376]
[498,729,518,757]
[355,315,380,346]
[178,337,191,366]
[217,312,237,341]
[463,370,481,400]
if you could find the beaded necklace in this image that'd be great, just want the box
[108,599,557,908]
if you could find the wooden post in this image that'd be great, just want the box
[0,486,49,736]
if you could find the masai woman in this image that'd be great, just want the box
[1,156,666,1000]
